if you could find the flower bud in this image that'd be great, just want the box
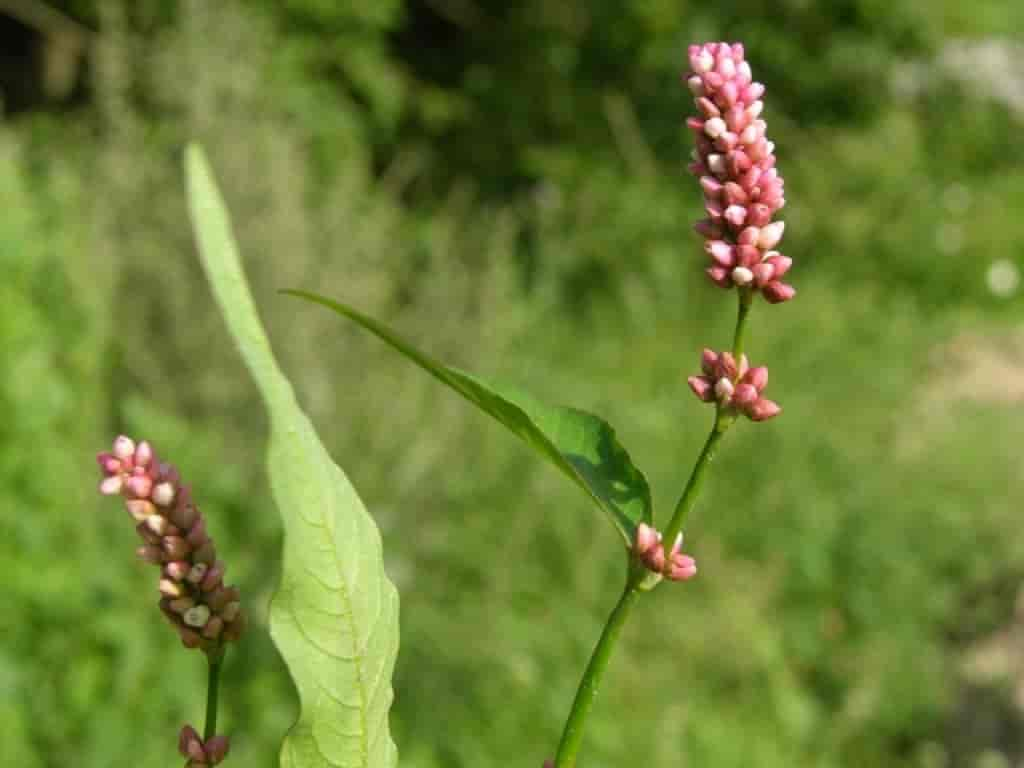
[169,596,196,614]
[159,578,186,598]
[179,725,204,760]
[220,601,242,622]
[165,560,191,581]
[187,562,209,584]
[113,436,135,460]
[714,377,735,402]
[152,481,176,507]
[183,604,211,629]
[731,266,754,286]
[205,735,230,764]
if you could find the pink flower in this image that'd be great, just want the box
[685,43,795,303]
[97,436,246,652]
[687,349,781,421]
[633,523,698,582]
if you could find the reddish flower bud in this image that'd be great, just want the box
[205,735,230,764]
[179,725,204,760]
[747,398,782,421]
[762,281,796,304]
[688,375,715,402]
[165,561,191,581]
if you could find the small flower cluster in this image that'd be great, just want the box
[179,725,230,766]
[633,523,698,581]
[687,348,780,421]
[685,42,795,303]
[97,435,246,651]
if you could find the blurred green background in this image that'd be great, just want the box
[2,1,1023,766]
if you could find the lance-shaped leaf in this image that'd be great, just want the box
[186,145,399,768]
[282,290,653,544]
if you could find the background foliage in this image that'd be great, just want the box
[2,1,1023,766]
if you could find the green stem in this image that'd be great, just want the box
[660,413,730,554]
[204,652,223,740]
[553,585,642,768]
[733,288,753,361]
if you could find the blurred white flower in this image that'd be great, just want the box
[986,258,1020,298]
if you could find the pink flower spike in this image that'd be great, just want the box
[684,44,795,303]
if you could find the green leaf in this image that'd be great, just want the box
[185,145,399,768]
[281,290,653,545]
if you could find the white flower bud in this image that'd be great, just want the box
[704,117,727,139]
[145,515,169,535]
[758,221,786,250]
[99,476,123,496]
[715,377,735,402]
[113,436,135,460]
[707,154,727,175]
[183,604,211,628]
[731,266,754,286]
[152,482,175,507]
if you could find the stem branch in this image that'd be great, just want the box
[551,286,756,765]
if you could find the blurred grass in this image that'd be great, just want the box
[2,1,1023,767]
